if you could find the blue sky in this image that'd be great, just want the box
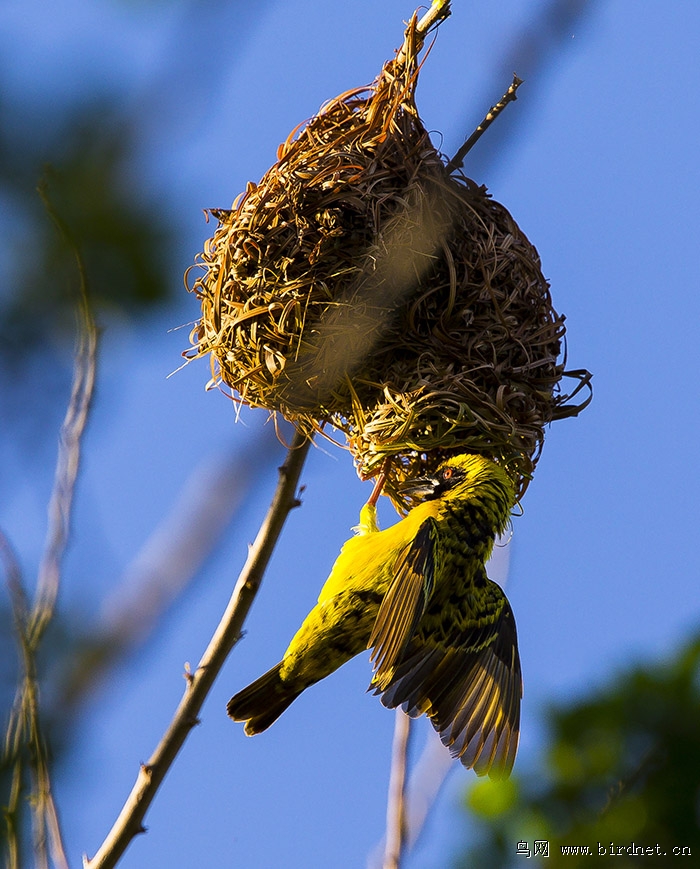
[2,1,700,867]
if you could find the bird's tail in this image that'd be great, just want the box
[227,663,303,735]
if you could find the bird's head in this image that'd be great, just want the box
[399,453,514,505]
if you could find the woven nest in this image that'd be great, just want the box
[186,18,591,510]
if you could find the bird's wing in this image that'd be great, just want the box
[368,517,437,691]
[376,590,522,780]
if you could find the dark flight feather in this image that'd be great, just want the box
[375,599,521,779]
[369,518,437,690]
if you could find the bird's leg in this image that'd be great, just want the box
[367,458,391,507]
[355,459,391,535]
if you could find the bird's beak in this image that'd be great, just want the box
[398,474,439,499]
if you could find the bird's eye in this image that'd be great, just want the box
[442,467,454,481]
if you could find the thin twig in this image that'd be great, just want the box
[367,724,457,869]
[83,428,312,869]
[401,727,453,851]
[43,768,71,869]
[2,530,72,869]
[382,710,413,869]
[396,0,451,67]
[30,179,98,646]
[2,179,97,869]
[445,74,523,174]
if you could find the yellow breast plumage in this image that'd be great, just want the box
[227,453,522,779]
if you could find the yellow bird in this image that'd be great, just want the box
[227,453,522,778]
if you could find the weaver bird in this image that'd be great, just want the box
[227,453,522,778]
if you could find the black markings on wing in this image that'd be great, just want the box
[368,518,437,691]
[376,594,522,780]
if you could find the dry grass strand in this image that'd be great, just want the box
[186,15,591,508]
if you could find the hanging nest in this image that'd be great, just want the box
[186,14,591,510]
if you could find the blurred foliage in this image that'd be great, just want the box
[0,95,176,363]
[457,632,700,867]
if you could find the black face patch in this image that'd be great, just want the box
[427,466,467,499]
[400,463,472,501]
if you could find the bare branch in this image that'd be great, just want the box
[30,181,98,647]
[2,527,73,869]
[382,711,413,869]
[83,428,312,869]
[396,0,451,66]
[452,0,599,178]
[43,773,71,869]
[445,75,523,174]
[1,178,97,869]
[402,728,454,851]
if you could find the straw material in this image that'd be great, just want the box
[186,17,591,510]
